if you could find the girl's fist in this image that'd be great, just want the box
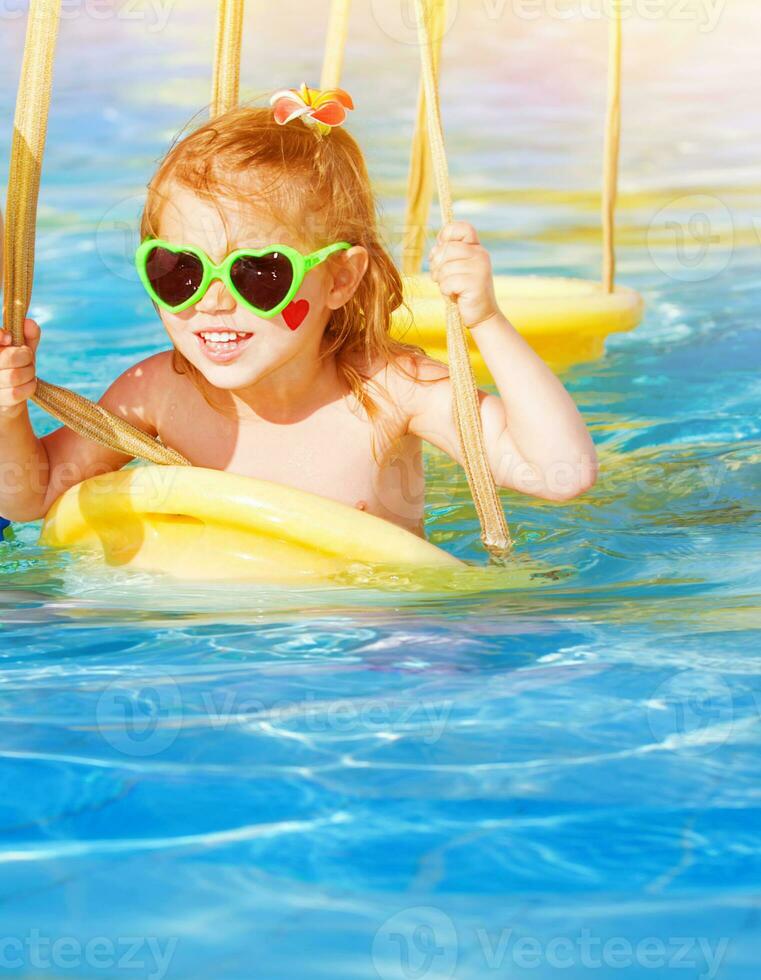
[428,220,500,330]
[0,319,41,417]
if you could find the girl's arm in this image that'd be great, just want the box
[0,320,50,521]
[0,320,165,521]
[39,353,171,516]
[404,221,598,502]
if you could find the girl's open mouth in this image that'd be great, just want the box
[195,330,254,363]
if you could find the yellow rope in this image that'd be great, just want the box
[412,0,511,555]
[602,1,622,294]
[402,0,446,277]
[211,0,245,118]
[3,0,58,347]
[2,0,189,467]
[320,0,351,91]
[32,380,189,465]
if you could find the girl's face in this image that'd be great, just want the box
[155,184,338,392]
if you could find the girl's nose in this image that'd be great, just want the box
[195,277,236,314]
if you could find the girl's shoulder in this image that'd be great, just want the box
[105,348,174,384]
[374,350,451,404]
[362,349,450,388]
[98,349,180,433]
[355,350,451,427]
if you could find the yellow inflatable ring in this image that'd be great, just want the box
[396,274,644,379]
[39,466,461,583]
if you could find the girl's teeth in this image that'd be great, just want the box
[200,331,249,343]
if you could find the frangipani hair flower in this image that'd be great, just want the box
[270,83,355,135]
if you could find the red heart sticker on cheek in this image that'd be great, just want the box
[282,299,310,331]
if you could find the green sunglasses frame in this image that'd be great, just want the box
[135,238,353,318]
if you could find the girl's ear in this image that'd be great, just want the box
[326,246,368,310]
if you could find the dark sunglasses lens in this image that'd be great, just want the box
[230,251,294,312]
[145,247,204,308]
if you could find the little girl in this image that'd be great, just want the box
[0,87,597,537]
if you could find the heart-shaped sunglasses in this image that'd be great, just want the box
[135,238,352,318]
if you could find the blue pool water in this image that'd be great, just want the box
[0,3,759,978]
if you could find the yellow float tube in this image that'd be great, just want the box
[39,466,460,584]
[396,274,644,380]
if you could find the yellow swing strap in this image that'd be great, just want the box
[320,0,352,91]
[211,0,245,118]
[2,0,189,467]
[402,0,447,277]
[412,0,511,555]
[602,1,622,293]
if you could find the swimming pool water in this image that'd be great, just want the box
[0,3,759,978]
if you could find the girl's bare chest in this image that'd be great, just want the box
[159,396,423,526]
